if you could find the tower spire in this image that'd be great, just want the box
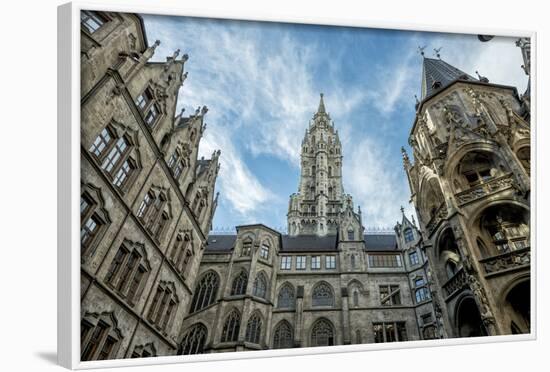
[317,93,326,114]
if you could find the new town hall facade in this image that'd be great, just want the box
[79,11,531,361]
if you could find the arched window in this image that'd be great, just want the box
[347,229,354,241]
[273,321,294,349]
[353,291,359,307]
[404,228,414,242]
[245,312,262,344]
[277,283,295,309]
[312,282,334,307]
[445,260,458,279]
[253,273,268,299]
[310,319,334,347]
[220,309,241,342]
[180,323,208,355]
[190,271,219,313]
[231,271,248,296]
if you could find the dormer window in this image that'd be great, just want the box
[135,87,161,129]
[404,228,414,243]
[89,125,139,192]
[432,81,442,90]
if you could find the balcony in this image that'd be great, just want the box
[425,202,448,236]
[454,173,515,207]
[442,267,467,300]
[480,247,530,276]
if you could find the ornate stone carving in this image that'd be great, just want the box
[425,202,448,236]
[481,248,531,274]
[442,267,467,298]
[454,172,515,206]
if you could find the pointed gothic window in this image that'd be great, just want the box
[190,271,219,313]
[253,272,268,299]
[230,270,248,296]
[277,283,295,309]
[273,321,293,349]
[245,312,262,344]
[310,319,334,347]
[180,323,208,355]
[312,282,334,307]
[221,309,241,342]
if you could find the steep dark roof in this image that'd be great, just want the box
[205,233,398,253]
[206,235,236,252]
[421,58,476,99]
[364,234,398,251]
[281,235,337,252]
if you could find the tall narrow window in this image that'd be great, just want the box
[277,284,295,309]
[353,291,359,307]
[312,282,334,307]
[147,282,179,332]
[101,137,128,174]
[310,319,334,347]
[253,273,268,299]
[180,324,208,355]
[241,239,252,256]
[190,271,219,313]
[311,256,321,270]
[296,256,306,270]
[221,310,241,342]
[409,251,420,265]
[89,128,112,157]
[80,10,107,33]
[135,87,161,129]
[280,256,292,270]
[325,255,336,269]
[273,321,293,349]
[245,313,262,344]
[104,242,149,306]
[112,159,135,189]
[404,228,414,242]
[81,314,122,361]
[379,285,401,306]
[260,243,270,260]
[230,271,248,296]
[347,229,355,240]
[81,190,109,258]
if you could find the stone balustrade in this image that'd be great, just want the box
[480,247,530,275]
[455,172,515,206]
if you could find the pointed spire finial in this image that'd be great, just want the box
[318,93,326,113]
[433,47,442,59]
[475,70,489,83]
[418,45,427,57]
[400,206,405,214]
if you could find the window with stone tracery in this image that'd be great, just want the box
[277,283,295,309]
[312,282,334,307]
[253,272,268,299]
[273,321,293,349]
[310,319,334,346]
[221,310,241,342]
[245,312,262,344]
[230,270,248,296]
[190,271,219,313]
[180,323,207,355]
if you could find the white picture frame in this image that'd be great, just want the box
[58,1,537,369]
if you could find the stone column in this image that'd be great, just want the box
[341,287,351,345]
[294,285,304,347]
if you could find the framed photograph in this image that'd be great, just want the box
[58,1,535,369]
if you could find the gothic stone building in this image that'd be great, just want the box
[79,10,530,361]
[402,45,531,338]
[80,11,221,360]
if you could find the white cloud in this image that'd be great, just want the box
[344,136,414,227]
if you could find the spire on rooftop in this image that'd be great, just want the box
[317,93,326,114]
[421,57,476,99]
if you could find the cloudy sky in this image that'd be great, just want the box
[141,14,528,233]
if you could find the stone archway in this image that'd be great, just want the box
[503,279,530,334]
[455,296,487,337]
